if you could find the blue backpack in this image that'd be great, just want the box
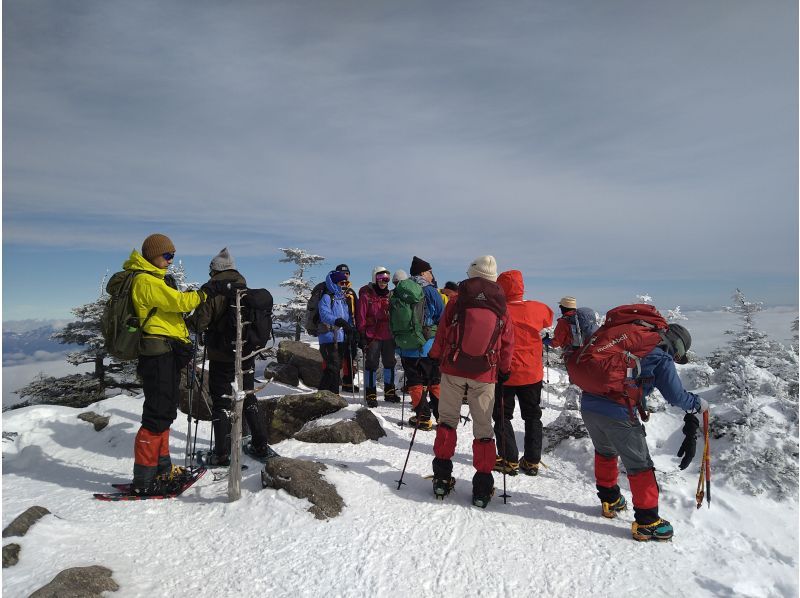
[568,307,599,349]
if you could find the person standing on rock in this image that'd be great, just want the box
[188,247,277,465]
[356,266,397,407]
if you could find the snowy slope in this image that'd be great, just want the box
[2,369,797,598]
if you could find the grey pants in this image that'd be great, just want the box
[581,409,653,475]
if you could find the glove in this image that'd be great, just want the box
[694,398,709,414]
[676,413,700,470]
[498,371,511,384]
[200,282,222,300]
[334,318,353,333]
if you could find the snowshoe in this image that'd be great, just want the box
[493,457,519,476]
[519,458,539,476]
[433,477,456,500]
[601,495,628,519]
[632,518,673,542]
[408,415,433,431]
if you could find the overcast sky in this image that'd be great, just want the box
[3,0,797,321]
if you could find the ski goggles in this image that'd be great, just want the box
[375,274,390,283]
[162,252,175,261]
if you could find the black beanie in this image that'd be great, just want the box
[410,256,432,276]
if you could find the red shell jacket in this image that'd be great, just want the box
[552,310,576,349]
[356,284,392,341]
[497,270,554,386]
[430,279,515,383]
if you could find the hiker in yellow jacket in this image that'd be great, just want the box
[125,233,208,495]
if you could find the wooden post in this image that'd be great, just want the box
[228,289,246,502]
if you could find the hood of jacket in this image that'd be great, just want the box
[325,272,345,298]
[123,250,165,278]
[498,270,524,302]
[211,269,246,286]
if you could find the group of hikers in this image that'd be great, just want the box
[115,233,708,542]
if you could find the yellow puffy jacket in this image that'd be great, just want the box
[122,250,203,343]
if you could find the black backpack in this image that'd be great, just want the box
[304,281,333,336]
[207,286,274,357]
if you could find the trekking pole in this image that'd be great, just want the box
[190,342,208,469]
[696,411,711,509]
[545,339,551,410]
[396,388,428,489]
[399,371,406,429]
[184,333,199,469]
[498,380,510,504]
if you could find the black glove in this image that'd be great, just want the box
[334,318,352,333]
[543,333,552,348]
[676,413,700,470]
[200,282,221,300]
[498,371,511,384]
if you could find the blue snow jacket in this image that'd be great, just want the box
[317,272,352,345]
[580,346,702,421]
[396,275,444,359]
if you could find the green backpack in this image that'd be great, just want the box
[390,279,428,351]
[101,271,156,360]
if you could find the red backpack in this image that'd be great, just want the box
[444,278,506,374]
[566,304,668,408]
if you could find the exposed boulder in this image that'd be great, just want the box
[2,506,50,538]
[77,412,110,432]
[261,457,344,520]
[543,410,588,452]
[354,408,386,441]
[276,341,323,388]
[295,420,367,444]
[263,362,300,387]
[3,543,20,568]
[266,391,347,443]
[29,565,119,597]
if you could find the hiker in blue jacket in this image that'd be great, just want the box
[318,270,354,395]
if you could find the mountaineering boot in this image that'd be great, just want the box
[432,477,456,500]
[519,458,540,476]
[602,495,628,519]
[631,518,674,542]
[472,488,495,509]
[383,384,399,403]
[366,386,378,408]
[493,456,519,476]
[408,415,433,431]
[243,442,280,461]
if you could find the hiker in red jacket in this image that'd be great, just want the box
[493,270,553,477]
[428,256,514,508]
[356,266,397,407]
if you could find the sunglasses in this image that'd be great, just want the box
[162,252,175,261]
[337,281,348,286]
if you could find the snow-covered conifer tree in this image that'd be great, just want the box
[275,248,325,341]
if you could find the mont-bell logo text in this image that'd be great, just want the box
[595,333,628,352]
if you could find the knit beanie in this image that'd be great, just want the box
[410,256,432,276]
[141,233,176,262]
[392,269,408,284]
[467,255,498,282]
[444,281,459,292]
[372,266,390,283]
[335,263,350,275]
[210,247,236,272]
[330,271,348,284]
[666,324,692,364]
[559,296,577,309]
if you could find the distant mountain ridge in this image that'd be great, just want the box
[3,321,80,366]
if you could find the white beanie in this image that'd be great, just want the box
[392,269,408,284]
[467,255,498,282]
[372,266,390,283]
[210,247,236,272]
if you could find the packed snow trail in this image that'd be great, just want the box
[2,383,797,597]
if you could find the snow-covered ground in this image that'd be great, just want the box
[2,367,797,597]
